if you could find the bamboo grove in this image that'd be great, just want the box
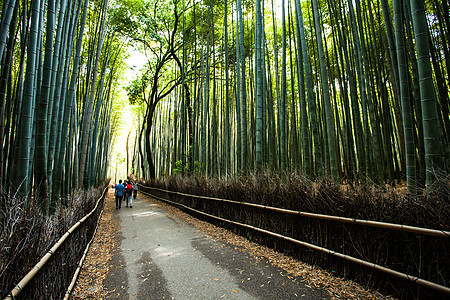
[0,0,125,211]
[123,0,448,194]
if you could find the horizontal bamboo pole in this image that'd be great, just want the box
[139,184,449,238]
[5,186,108,300]
[64,204,105,300]
[140,189,450,295]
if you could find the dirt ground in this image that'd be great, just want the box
[71,189,117,299]
[70,189,393,299]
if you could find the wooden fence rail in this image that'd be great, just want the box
[4,186,108,300]
[138,184,449,238]
[138,184,450,295]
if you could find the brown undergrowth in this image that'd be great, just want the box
[142,172,449,299]
[143,193,393,299]
[0,182,108,299]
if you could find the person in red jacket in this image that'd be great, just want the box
[125,181,133,208]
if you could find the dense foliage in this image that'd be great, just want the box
[0,0,126,211]
[121,0,448,195]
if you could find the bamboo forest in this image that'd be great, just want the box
[0,0,449,297]
[120,0,449,194]
[0,0,448,202]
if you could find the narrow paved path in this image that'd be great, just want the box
[102,192,328,299]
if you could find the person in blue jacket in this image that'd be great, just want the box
[114,179,125,209]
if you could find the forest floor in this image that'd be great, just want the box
[70,188,393,299]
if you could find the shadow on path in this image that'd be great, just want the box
[103,193,328,299]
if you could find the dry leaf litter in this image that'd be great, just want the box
[71,189,117,299]
[70,191,394,299]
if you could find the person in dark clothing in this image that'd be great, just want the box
[114,179,125,209]
[125,181,133,208]
[133,181,138,199]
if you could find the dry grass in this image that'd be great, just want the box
[0,184,107,299]
[142,173,449,299]
[141,193,393,299]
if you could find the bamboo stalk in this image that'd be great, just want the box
[140,188,450,295]
[4,186,108,300]
[138,184,450,238]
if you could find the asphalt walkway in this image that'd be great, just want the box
[102,193,328,299]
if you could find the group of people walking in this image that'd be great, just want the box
[113,179,138,209]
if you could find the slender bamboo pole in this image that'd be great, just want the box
[138,184,450,238]
[4,186,108,299]
[64,203,105,299]
[139,187,450,295]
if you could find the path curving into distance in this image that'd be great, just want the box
[102,190,328,299]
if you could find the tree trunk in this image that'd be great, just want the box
[409,0,445,189]
[312,0,338,179]
[394,0,416,193]
[255,0,263,170]
[13,0,41,196]
[35,0,56,203]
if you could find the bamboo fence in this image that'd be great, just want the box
[138,184,450,295]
